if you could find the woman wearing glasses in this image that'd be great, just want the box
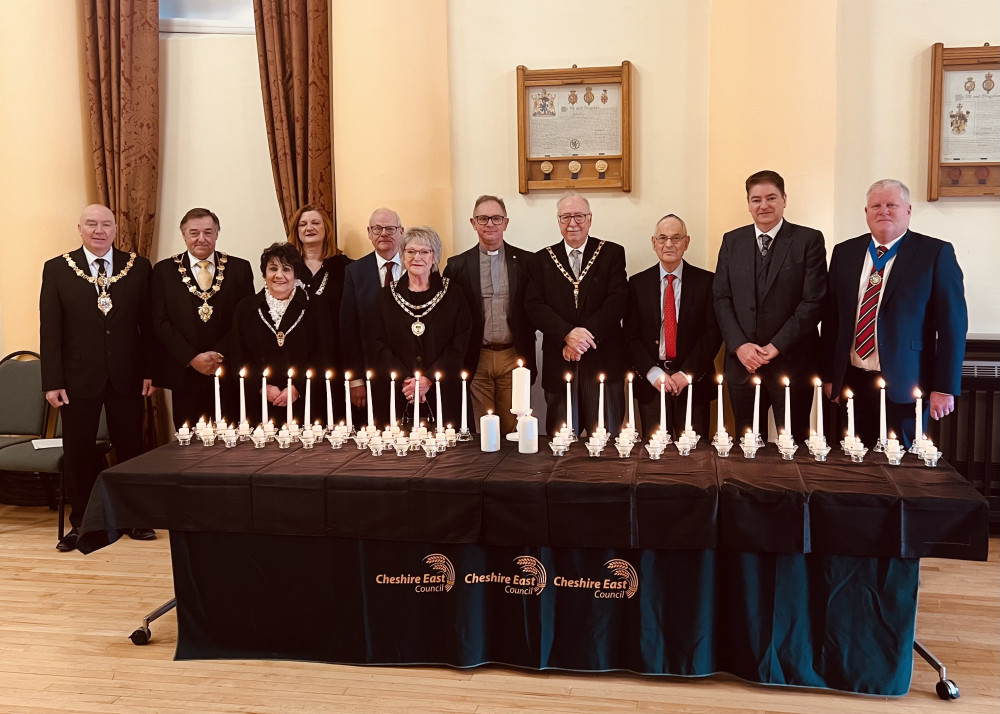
[370,226,472,430]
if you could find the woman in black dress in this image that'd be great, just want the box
[370,226,472,430]
[232,243,333,426]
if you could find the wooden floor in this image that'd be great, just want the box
[0,504,996,714]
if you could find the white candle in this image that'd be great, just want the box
[480,410,500,452]
[782,376,791,437]
[413,371,420,430]
[627,373,635,430]
[389,372,397,427]
[304,369,312,426]
[518,411,538,454]
[261,368,270,425]
[435,372,444,432]
[365,370,375,427]
[887,431,900,452]
[752,377,761,437]
[846,389,855,438]
[238,367,246,425]
[286,368,294,428]
[343,371,353,432]
[659,377,667,432]
[511,359,530,413]
[717,375,725,435]
[598,374,606,430]
[460,371,468,432]
[565,373,574,434]
[214,367,223,425]
[813,377,823,438]
[684,373,694,432]
[914,388,923,443]
[878,377,887,443]
[178,422,190,437]
[325,370,334,427]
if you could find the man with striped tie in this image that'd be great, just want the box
[821,179,967,446]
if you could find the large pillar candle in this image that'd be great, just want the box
[480,410,500,452]
[511,359,530,413]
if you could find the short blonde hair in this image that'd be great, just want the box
[400,226,443,273]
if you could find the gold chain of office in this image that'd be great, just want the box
[389,277,450,336]
[545,240,605,308]
[173,253,228,322]
[62,251,137,316]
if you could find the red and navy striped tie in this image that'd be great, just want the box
[854,246,888,360]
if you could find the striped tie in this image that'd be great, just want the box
[854,246,888,360]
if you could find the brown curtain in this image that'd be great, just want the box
[84,0,168,448]
[253,0,336,243]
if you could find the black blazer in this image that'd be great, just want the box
[624,261,722,405]
[713,221,827,384]
[40,246,153,399]
[443,241,536,379]
[340,252,385,378]
[524,237,628,391]
[150,251,254,389]
[305,254,352,375]
[821,230,967,403]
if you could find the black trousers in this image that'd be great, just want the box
[840,365,924,447]
[169,369,241,430]
[544,378,624,437]
[729,368,813,443]
[61,382,143,528]
[637,393,712,442]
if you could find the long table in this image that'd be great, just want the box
[77,440,988,695]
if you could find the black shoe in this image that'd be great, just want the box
[56,528,80,552]
[126,528,156,541]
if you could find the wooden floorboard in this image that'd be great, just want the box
[1,504,996,713]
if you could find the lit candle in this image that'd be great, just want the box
[460,371,468,432]
[214,367,223,425]
[717,375,725,435]
[435,372,444,432]
[518,410,538,454]
[846,389,855,438]
[684,373,694,432]
[178,422,190,437]
[413,370,421,431]
[238,367,246,425]
[913,388,923,443]
[343,371,353,432]
[782,376,791,437]
[480,410,500,452]
[659,376,667,432]
[887,431,900,452]
[325,370,334,427]
[389,372,397,427]
[598,374,606,430]
[627,373,635,430]
[813,377,823,438]
[304,369,313,426]
[565,372,574,435]
[752,377,761,437]
[511,359,530,413]
[286,368,294,428]
[365,370,375,427]
[261,368,270,425]
[878,377,887,444]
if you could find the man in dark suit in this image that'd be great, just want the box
[151,208,254,429]
[525,193,628,436]
[40,204,156,551]
[340,207,404,427]
[821,179,967,446]
[443,195,535,435]
[713,170,827,443]
[625,214,722,439]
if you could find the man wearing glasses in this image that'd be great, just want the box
[340,207,404,426]
[525,193,628,436]
[444,195,536,435]
[624,214,722,439]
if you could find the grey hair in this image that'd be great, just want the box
[556,191,590,214]
[400,226,443,273]
[654,213,688,236]
[867,179,910,204]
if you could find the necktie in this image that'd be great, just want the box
[570,249,582,278]
[662,274,677,360]
[759,235,773,257]
[383,262,394,288]
[96,258,107,278]
[196,260,213,290]
[854,246,889,360]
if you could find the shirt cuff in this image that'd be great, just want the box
[349,379,364,388]
[646,366,666,388]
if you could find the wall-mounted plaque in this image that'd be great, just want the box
[517,62,632,194]
[927,43,999,200]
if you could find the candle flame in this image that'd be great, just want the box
[717,374,724,384]
[325,369,332,379]
[287,368,294,378]
[753,377,761,385]
[877,377,886,389]
[599,373,605,383]
[686,373,693,384]
[487,409,493,415]
[517,358,523,368]
[263,367,270,378]
[813,376,821,387]
[391,371,397,380]
[845,389,854,399]
[215,367,223,377]
[889,431,896,439]
[366,370,372,379]
[435,371,442,380]
[565,372,572,382]
[306,369,313,379]
[461,371,468,380]
[239,367,246,378]
[344,370,351,380]
[627,372,634,382]
[415,370,421,379]
[782,376,790,387]
[914,388,922,398]
[182,422,189,429]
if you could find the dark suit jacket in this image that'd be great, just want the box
[442,241,536,379]
[40,247,153,398]
[713,221,827,384]
[524,237,628,391]
[340,252,384,378]
[821,230,967,403]
[305,254,352,374]
[624,261,722,405]
[150,251,254,388]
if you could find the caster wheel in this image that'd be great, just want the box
[129,626,151,646]
[935,679,960,700]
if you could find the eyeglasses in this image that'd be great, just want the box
[403,249,434,259]
[368,225,401,236]
[473,215,506,226]
[654,235,688,246]
[557,213,591,225]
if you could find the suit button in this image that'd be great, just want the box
[106,330,111,335]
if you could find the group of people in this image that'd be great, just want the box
[39,170,968,551]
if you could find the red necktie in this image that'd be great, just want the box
[663,274,677,359]
[854,246,888,360]
[383,262,393,288]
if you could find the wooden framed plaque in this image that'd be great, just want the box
[516,62,632,194]
[927,43,1000,200]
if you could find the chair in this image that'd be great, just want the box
[0,352,51,505]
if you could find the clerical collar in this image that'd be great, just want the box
[187,251,215,267]
[563,236,589,257]
[479,243,504,257]
[755,218,784,240]
[82,246,112,268]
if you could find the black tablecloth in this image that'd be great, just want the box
[78,441,988,560]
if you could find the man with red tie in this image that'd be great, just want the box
[821,179,967,446]
[625,214,721,439]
